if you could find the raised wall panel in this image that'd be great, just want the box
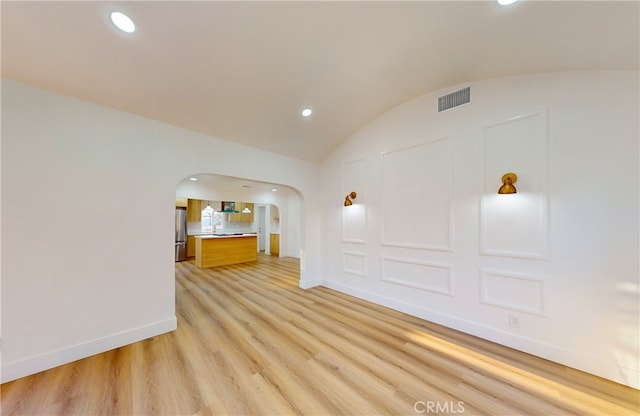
[480,111,549,259]
[381,256,454,296]
[381,138,453,251]
[342,158,366,243]
[480,269,546,315]
[343,251,366,277]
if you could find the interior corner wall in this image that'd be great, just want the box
[0,80,320,382]
[319,71,639,389]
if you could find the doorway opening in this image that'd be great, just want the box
[257,205,266,252]
[174,173,303,275]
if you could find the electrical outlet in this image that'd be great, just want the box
[509,314,520,328]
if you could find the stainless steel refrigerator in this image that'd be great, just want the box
[175,207,187,261]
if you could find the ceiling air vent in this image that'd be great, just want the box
[438,86,471,112]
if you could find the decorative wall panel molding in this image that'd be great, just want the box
[480,110,550,259]
[381,256,454,296]
[342,158,366,243]
[342,251,367,277]
[381,138,453,251]
[479,269,546,315]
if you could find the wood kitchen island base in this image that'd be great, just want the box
[195,234,257,268]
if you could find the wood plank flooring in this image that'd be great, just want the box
[2,254,639,415]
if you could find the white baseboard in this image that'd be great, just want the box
[299,279,322,289]
[1,317,177,383]
[321,280,639,389]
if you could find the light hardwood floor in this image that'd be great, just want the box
[2,255,639,415]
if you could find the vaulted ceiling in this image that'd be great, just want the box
[2,1,638,163]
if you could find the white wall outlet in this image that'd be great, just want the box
[509,314,520,328]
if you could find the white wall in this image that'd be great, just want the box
[0,80,320,382]
[319,71,639,388]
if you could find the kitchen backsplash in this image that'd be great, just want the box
[187,221,255,235]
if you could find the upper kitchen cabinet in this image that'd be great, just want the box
[228,202,254,223]
[175,197,188,208]
[242,203,254,223]
[187,199,201,222]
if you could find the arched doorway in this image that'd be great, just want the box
[174,173,303,272]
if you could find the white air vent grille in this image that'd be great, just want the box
[438,87,471,112]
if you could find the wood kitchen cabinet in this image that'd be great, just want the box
[187,235,196,258]
[228,202,254,223]
[227,203,241,222]
[187,199,201,222]
[195,235,258,268]
[241,203,254,222]
[175,197,188,208]
[270,233,280,256]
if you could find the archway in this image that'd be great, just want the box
[173,173,304,273]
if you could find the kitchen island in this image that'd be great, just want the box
[194,234,257,268]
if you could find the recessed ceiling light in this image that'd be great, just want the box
[301,108,313,118]
[110,12,136,33]
[189,177,198,181]
[271,188,278,192]
[497,0,518,5]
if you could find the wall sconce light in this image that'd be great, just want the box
[498,173,517,194]
[344,191,357,206]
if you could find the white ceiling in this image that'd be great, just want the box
[175,173,294,200]
[2,1,638,163]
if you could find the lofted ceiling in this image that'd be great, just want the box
[2,1,638,163]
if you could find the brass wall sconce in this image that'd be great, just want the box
[344,191,357,206]
[498,173,517,194]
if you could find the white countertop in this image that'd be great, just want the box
[194,233,257,239]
